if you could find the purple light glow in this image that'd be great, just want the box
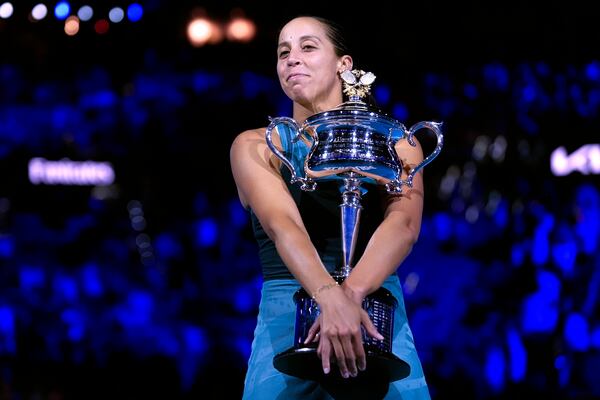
[28,157,115,186]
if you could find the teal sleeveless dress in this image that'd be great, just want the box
[242,126,430,399]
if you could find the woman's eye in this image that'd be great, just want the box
[302,45,315,51]
[278,50,289,58]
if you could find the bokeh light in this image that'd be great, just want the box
[225,16,256,42]
[0,2,13,19]
[54,1,70,20]
[77,5,93,21]
[127,3,143,22]
[108,7,124,23]
[187,17,222,47]
[94,18,109,34]
[31,4,48,21]
[64,15,79,36]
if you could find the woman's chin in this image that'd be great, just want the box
[286,88,309,102]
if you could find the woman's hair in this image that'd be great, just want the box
[310,16,351,58]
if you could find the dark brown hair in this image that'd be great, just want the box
[310,16,351,57]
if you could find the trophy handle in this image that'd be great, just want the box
[404,121,444,187]
[265,116,317,191]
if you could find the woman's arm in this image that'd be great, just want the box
[230,128,380,377]
[342,138,425,302]
[230,129,335,295]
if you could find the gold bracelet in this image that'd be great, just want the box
[311,282,340,301]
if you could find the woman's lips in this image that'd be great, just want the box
[287,73,308,81]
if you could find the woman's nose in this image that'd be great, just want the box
[286,49,301,66]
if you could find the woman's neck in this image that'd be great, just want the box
[293,96,343,124]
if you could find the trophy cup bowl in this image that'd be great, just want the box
[265,70,444,383]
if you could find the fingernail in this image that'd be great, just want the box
[359,364,366,371]
[342,372,349,379]
[323,367,330,374]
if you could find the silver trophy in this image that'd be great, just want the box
[266,69,444,383]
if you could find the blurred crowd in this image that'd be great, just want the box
[0,53,599,399]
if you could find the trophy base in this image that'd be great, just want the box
[273,345,410,382]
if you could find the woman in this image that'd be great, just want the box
[230,15,430,399]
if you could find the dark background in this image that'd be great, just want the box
[1,1,600,399]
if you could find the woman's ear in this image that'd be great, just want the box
[338,55,353,73]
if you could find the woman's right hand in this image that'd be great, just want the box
[304,286,383,378]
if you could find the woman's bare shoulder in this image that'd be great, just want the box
[232,127,267,146]
[230,127,270,166]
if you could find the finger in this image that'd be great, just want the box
[353,332,367,372]
[331,337,350,378]
[318,336,332,374]
[341,334,358,377]
[361,311,384,341]
[317,334,322,356]
[304,317,321,344]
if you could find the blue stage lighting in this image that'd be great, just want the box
[54,1,70,20]
[127,3,143,22]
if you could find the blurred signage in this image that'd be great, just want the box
[28,157,115,185]
[551,144,600,176]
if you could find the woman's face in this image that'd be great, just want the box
[277,17,350,109]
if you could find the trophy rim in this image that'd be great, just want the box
[304,104,403,128]
[273,346,411,382]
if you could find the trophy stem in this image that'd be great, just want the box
[337,172,363,278]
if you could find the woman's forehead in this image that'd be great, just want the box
[278,17,326,43]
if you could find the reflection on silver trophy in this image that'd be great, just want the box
[265,69,444,382]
